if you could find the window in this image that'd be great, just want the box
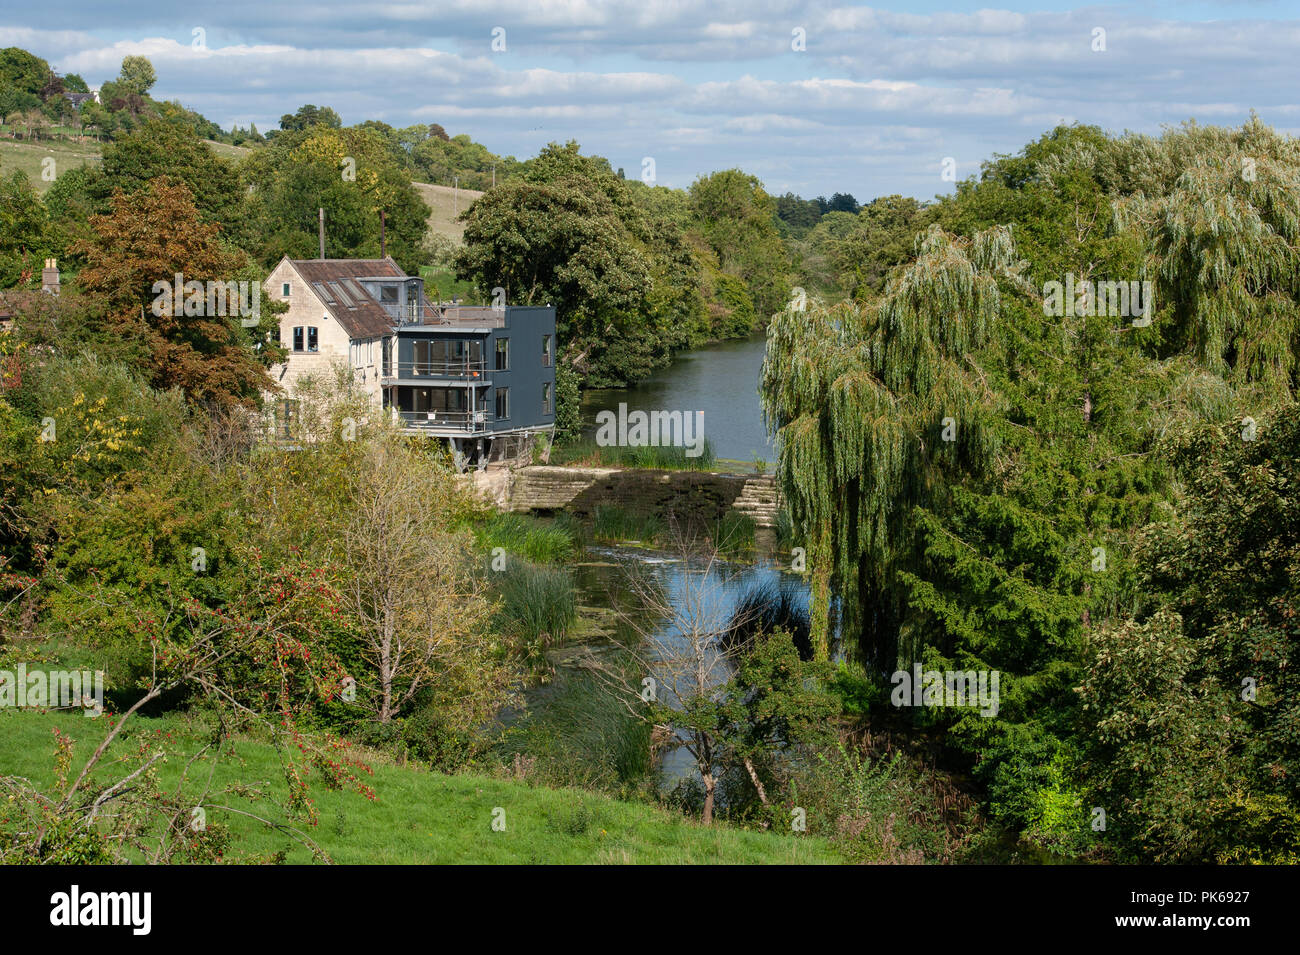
[380,285,398,304]
[495,338,509,371]
[281,283,290,297]
[542,382,552,415]
[542,334,552,366]
[495,387,509,420]
[382,338,392,376]
[293,327,318,352]
[413,340,433,375]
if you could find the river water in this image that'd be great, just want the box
[532,336,797,788]
[579,335,775,463]
[572,544,810,786]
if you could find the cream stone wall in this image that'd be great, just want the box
[264,259,384,406]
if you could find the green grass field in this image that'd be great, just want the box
[0,709,838,864]
[0,137,101,192]
[0,136,246,193]
[204,139,251,161]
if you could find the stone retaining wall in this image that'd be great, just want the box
[477,465,782,528]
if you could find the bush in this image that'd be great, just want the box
[794,742,982,864]
[551,437,716,471]
[711,511,755,558]
[722,578,811,659]
[493,559,577,669]
[591,505,664,545]
[475,512,576,565]
[493,659,656,795]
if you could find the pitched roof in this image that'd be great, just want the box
[286,258,406,340]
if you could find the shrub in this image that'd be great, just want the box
[711,511,755,558]
[591,505,664,545]
[722,578,812,659]
[493,559,577,669]
[475,512,576,564]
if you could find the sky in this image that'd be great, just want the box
[4,1,1299,201]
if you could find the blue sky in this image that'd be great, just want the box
[4,1,1299,200]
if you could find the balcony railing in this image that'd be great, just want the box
[393,409,491,433]
[384,359,488,379]
[395,304,507,328]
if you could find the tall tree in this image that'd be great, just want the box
[689,169,791,319]
[73,179,274,407]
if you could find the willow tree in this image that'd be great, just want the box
[762,224,1027,666]
[766,118,1300,852]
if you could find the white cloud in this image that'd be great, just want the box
[3,2,1297,197]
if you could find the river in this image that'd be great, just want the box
[572,543,810,787]
[579,335,775,463]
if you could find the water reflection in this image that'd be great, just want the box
[573,544,811,785]
[580,335,774,463]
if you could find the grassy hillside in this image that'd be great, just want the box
[0,137,101,193]
[0,709,838,864]
[413,180,484,243]
[1,135,476,250]
[0,136,245,194]
[204,139,251,161]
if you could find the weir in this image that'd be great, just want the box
[472,465,782,528]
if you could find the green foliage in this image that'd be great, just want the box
[278,104,341,132]
[711,511,755,558]
[1079,413,1300,863]
[762,117,1300,860]
[590,505,665,545]
[492,558,577,669]
[0,47,50,96]
[0,169,53,285]
[474,512,577,565]
[494,658,656,795]
[793,743,979,864]
[689,169,791,319]
[550,436,716,470]
[241,125,430,273]
[552,363,583,442]
[411,132,518,191]
[92,120,243,228]
[116,56,157,97]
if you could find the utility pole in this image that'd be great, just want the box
[491,164,495,188]
[318,208,325,259]
[380,208,387,258]
[454,176,459,216]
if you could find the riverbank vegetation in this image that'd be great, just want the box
[762,117,1300,864]
[549,435,717,471]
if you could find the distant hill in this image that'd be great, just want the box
[0,136,249,193]
[0,136,100,192]
[412,180,484,243]
[1,137,475,249]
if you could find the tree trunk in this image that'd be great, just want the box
[379,604,395,723]
[702,772,715,826]
[743,757,769,805]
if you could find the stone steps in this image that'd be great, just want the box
[731,476,783,527]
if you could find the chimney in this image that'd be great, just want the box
[318,208,326,259]
[41,258,60,295]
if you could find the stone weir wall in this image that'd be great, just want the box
[474,466,782,528]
